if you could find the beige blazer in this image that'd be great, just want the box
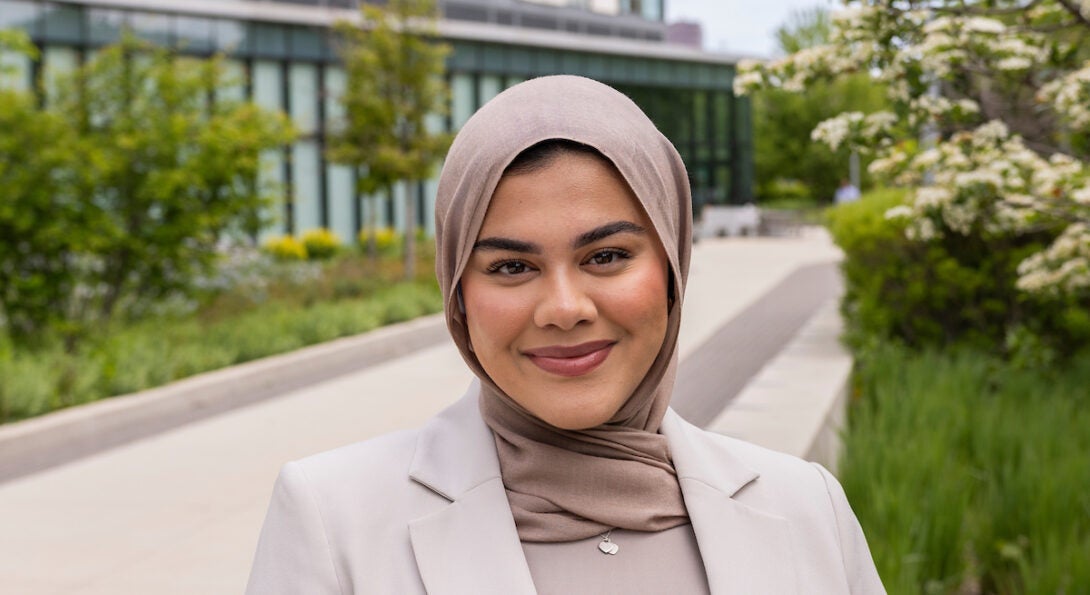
[246,382,885,594]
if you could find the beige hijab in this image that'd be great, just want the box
[434,75,693,542]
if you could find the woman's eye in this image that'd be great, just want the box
[487,260,530,275]
[587,249,630,266]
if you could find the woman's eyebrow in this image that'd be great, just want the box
[473,237,541,253]
[573,221,646,248]
[472,221,645,253]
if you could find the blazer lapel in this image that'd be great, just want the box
[662,410,799,594]
[407,382,536,595]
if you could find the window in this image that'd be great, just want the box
[289,62,318,135]
[292,141,322,232]
[450,72,474,129]
[0,1,39,33]
[176,16,215,53]
[129,11,171,46]
[42,2,83,44]
[252,60,283,112]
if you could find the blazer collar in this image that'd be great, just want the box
[408,388,797,594]
[662,410,799,593]
[407,382,537,594]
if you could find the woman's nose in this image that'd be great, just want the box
[532,269,597,331]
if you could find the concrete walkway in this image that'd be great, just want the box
[0,232,843,595]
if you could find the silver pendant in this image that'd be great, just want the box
[598,533,619,555]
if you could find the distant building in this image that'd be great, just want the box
[665,20,703,49]
[0,0,754,239]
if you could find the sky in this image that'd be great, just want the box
[665,0,838,58]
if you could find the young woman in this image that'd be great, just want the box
[246,75,884,594]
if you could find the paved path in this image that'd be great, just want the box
[0,232,842,595]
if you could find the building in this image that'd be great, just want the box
[0,0,753,241]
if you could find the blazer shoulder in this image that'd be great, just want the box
[287,429,425,504]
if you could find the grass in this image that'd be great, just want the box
[0,248,443,424]
[840,344,1090,594]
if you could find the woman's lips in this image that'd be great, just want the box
[523,340,615,377]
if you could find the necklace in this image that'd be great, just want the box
[598,529,619,555]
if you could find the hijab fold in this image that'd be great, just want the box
[434,75,693,542]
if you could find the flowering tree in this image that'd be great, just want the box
[735,0,1090,300]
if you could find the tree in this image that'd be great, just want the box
[0,33,294,346]
[0,31,88,344]
[328,0,452,279]
[735,1,1090,301]
[753,8,887,204]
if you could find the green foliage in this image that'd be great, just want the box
[263,235,308,261]
[841,344,1090,593]
[825,188,1090,358]
[327,0,452,280]
[753,74,886,204]
[0,83,86,342]
[0,253,443,423]
[0,33,294,347]
[54,37,295,326]
[300,228,342,260]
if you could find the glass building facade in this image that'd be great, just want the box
[0,0,753,241]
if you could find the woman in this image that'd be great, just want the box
[246,75,884,594]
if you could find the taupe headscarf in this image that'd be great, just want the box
[434,75,693,542]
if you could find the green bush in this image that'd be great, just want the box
[0,279,442,424]
[841,344,1090,593]
[301,228,342,260]
[825,188,1090,359]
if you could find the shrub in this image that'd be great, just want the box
[358,227,400,255]
[263,235,307,261]
[825,188,1090,359]
[301,228,341,260]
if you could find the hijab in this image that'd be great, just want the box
[434,75,693,542]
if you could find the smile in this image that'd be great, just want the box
[523,340,615,377]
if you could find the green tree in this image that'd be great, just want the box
[752,8,887,204]
[0,31,88,343]
[35,35,294,342]
[328,0,452,279]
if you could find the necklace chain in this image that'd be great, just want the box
[597,529,619,555]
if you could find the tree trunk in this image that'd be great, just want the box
[403,179,416,281]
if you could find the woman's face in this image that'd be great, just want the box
[461,151,671,430]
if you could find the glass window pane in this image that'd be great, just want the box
[88,9,125,46]
[176,16,214,53]
[42,2,83,44]
[327,164,355,242]
[289,62,318,135]
[0,49,32,91]
[291,141,321,233]
[451,73,474,129]
[43,46,79,105]
[130,11,171,47]
[323,65,345,135]
[252,60,283,112]
[252,22,287,58]
[478,74,501,106]
[215,19,247,55]
[0,1,39,32]
[290,27,323,60]
[422,177,438,235]
[217,59,246,104]
[259,149,286,240]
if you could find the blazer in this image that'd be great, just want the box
[246,382,885,594]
